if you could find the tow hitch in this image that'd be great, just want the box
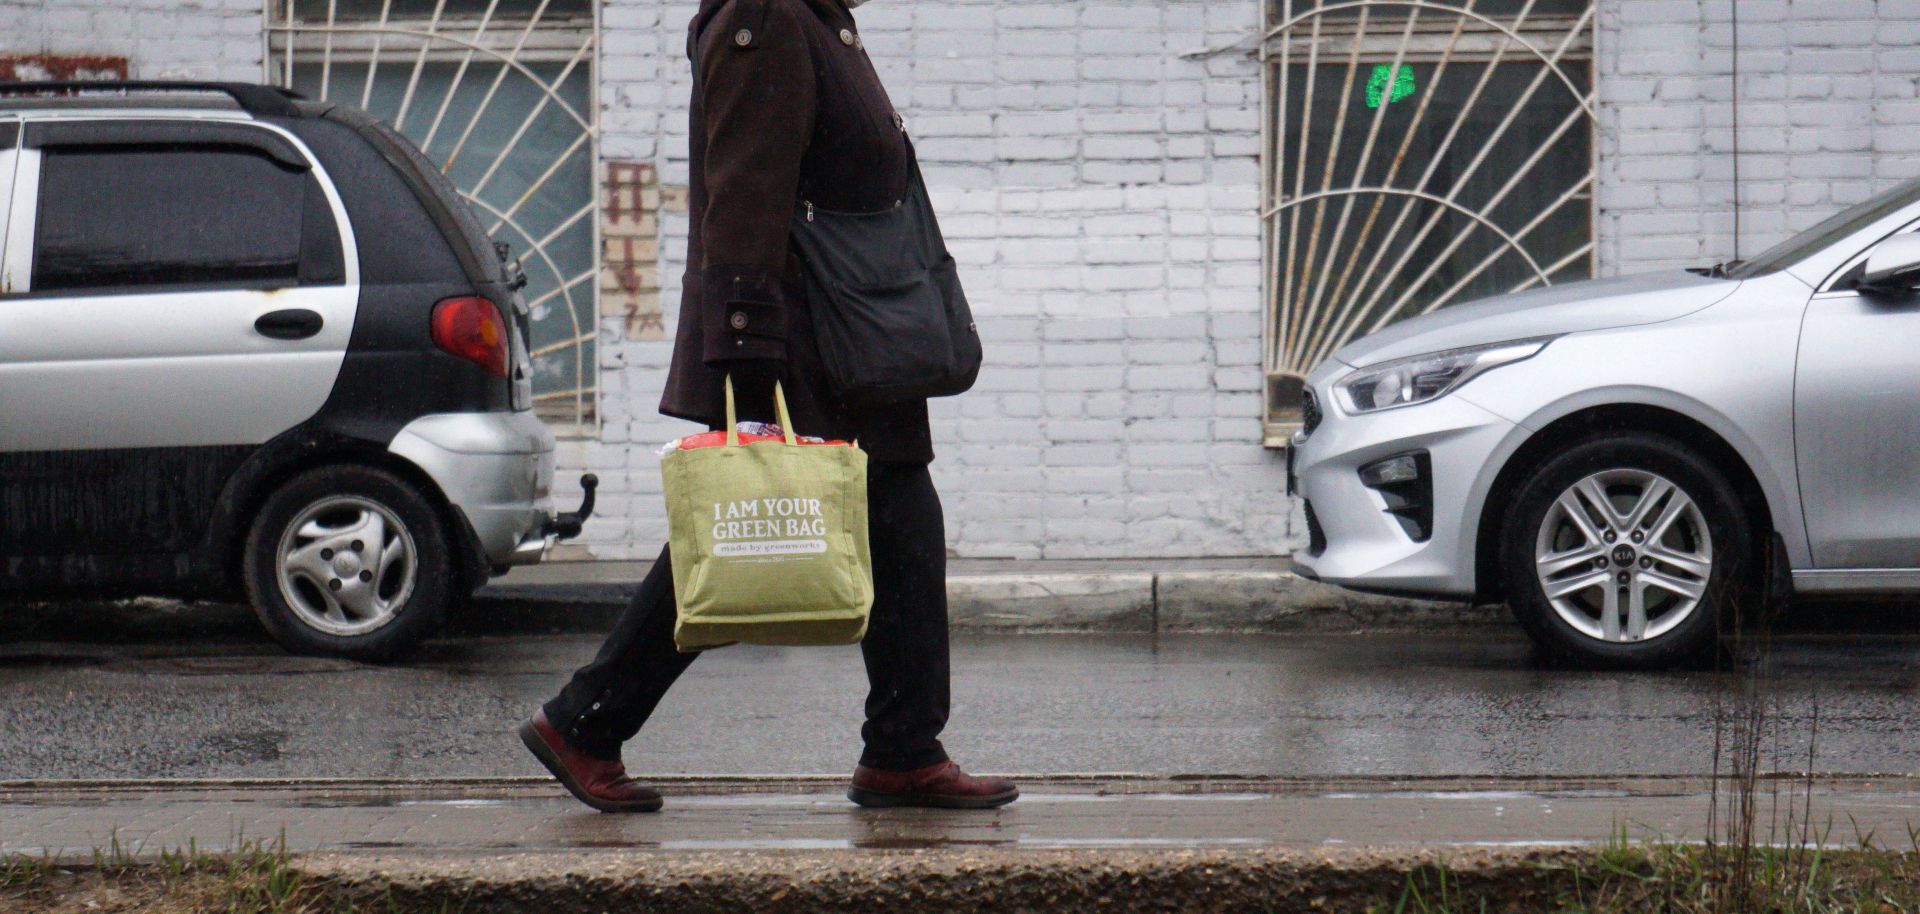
[543,473,598,541]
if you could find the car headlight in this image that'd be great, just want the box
[1335,338,1554,414]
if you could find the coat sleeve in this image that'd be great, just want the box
[694,0,816,366]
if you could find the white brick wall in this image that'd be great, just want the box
[1597,0,1920,275]
[581,0,1289,559]
[33,0,1917,560]
[0,0,262,80]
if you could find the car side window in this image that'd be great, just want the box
[1830,261,1866,292]
[1822,226,1920,294]
[31,144,338,293]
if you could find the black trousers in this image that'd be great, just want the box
[542,461,952,772]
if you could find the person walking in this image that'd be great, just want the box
[519,0,1017,813]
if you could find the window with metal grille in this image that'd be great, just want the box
[1261,0,1595,445]
[267,0,599,435]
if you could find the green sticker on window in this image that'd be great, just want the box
[1365,64,1416,109]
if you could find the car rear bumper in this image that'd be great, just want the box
[388,410,557,567]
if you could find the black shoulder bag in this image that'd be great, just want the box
[788,138,983,406]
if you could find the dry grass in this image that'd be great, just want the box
[0,835,457,914]
[1372,837,1920,913]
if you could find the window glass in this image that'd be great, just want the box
[34,147,306,291]
[1276,58,1593,319]
[1729,178,1920,280]
[1260,0,1596,438]
[287,0,590,20]
[1272,0,1590,18]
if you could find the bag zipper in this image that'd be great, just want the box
[806,201,814,223]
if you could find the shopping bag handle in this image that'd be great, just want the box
[722,374,799,447]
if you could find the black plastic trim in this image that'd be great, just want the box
[0,81,304,118]
[1360,450,1435,543]
[24,120,310,170]
[0,122,16,150]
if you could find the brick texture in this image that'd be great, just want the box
[36,0,1913,560]
[585,0,1288,559]
[1597,0,1920,274]
[0,0,263,81]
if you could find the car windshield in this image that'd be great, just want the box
[1728,177,1920,278]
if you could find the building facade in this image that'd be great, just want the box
[0,0,1904,560]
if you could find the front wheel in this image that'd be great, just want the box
[243,465,451,662]
[1500,433,1755,669]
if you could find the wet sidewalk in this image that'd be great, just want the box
[7,776,1920,860]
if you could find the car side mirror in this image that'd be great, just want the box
[1858,234,1920,297]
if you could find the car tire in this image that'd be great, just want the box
[1500,432,1755,670]
[243,464,450,662]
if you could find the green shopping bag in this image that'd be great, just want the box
[663,377,872,652]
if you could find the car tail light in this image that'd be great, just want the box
[431,295,509,378]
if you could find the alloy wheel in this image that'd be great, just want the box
[1533,469,1713,644]
[275,495,419,637]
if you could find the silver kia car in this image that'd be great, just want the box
[1292,178,1920,668]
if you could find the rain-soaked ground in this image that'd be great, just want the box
[10,777,1920,857]
[10,621,1920,858]
[3,627,1920,781]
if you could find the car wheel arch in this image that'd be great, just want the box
[1471,403,1775,604]
[206,436,486,597]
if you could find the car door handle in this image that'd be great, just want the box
[254,308,325,341]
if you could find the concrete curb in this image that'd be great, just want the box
[471,568,1488,635]
[297,847,1580,914]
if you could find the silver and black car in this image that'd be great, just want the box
[0,81,593,660]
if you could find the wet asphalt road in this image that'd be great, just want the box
[4,626,1920,782]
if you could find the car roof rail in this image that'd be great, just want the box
[0,81,307,118]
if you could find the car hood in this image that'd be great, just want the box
[1330,271,1742,368]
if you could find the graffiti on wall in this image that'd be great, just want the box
[601,160,686,342]
[0,55,130,81]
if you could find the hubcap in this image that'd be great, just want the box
[275,495,418,637]
[1533,469,1713,644]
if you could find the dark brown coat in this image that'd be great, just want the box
[661,0,933,462]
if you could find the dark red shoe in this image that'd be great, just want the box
[847,761,1019,810]
[519,711,663,813]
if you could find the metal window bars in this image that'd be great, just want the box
[265,0,601,435]
[1260,0,1596,445]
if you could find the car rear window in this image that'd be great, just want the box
[34,146,307,291]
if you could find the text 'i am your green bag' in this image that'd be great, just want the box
[662,377,873,652]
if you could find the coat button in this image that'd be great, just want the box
[854,33,864,49]
[839,28,855,46]
[735,28,752,46]
[730,312,749,330]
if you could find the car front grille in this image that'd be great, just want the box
[1301,387,1322,435]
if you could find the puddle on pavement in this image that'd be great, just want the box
[395,799,512,808]
[1024,837,1270,849]
[103,656,363,676]
[661,839,855,851]
[1317,789,1629,801]
[291,798,400,809]
[851,837,1016,850]
[670,794,839,808]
